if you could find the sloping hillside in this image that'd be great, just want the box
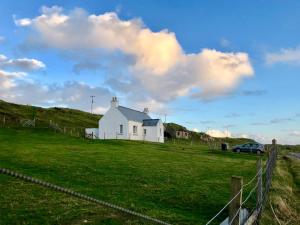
[0,99,253,145]
[0,100,101,128]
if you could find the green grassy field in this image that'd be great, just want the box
[0,128,262,225]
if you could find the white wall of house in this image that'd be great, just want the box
[128,121,143,141]
[99,106,129,140]
[143,120,164,143]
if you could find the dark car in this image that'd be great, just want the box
[232,142,265,154]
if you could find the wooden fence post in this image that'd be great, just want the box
[229,176,243,225]
[256,158,262,211]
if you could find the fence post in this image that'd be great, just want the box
[3,115,5,127]
[256,158,262,212]
[229,176,243,225]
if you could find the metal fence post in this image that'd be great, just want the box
[229,176,243,225]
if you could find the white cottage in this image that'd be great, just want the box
[98,97,164,143]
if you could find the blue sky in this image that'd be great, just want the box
[0,0,299,144]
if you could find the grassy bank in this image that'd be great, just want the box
[0,128,261,224]
[261,146,300,225]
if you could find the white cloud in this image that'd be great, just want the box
[94,106,109,114]
[220,38,230,47]
[0,54,45,90]
[206,129,232,138]
[0,81,112,113]
[0,70,26,89]
[14,17,32,26]
[205,130,276,144]
[290,131,300,137]
[266,47,300,65]
[0,54,45,71]
[192,128,199,132]
[15,6,254,106]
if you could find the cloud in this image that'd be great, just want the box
[0,54,112,114]
[0,54,45,91]
[192,128,199,132]
[225,112,241,118]
[0,70,26,89]
[206,129,231,138]
[289,131,300,137]
[241,90,267,96]
[223,124,235,128]
[266,47,300,65]
[0,54,45,71]
[14,17,32,26]
[233,133,272,144]
[251,122,268,126]
[220,38,230,47]
[270,117,294,124]
[15,6,254,105]
[200,120,216,124]
[0,80,112,113]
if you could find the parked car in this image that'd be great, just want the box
[232,142,265,154]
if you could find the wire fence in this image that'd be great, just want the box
[0,115,88,138]
[0,168,171,225]
[206,139,278,225]
[1,116,279,224]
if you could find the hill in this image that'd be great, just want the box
[164,122,254,146]
[0,99,254,145]
[0,99,101,128]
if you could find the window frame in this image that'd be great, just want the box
[133,125,138,134]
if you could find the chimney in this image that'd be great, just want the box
[111,97,118,108]
[143,107,149,114]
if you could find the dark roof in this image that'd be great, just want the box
[142,119,160,126]
[118,106,151,122]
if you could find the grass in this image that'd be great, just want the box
[0,100,101,128]
[0,128,262,224]
[261,146,300,225]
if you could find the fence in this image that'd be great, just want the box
[206,139,278,225]
[0,168,171,225]
[0,115,87,138]
[1,116,279,225]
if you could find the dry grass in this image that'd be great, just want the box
[261,150,300,225]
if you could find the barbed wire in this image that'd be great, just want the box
[0,168,171,225]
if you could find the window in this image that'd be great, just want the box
[133,125,137,134]
[119,124,123,134]
[144,129,147,135]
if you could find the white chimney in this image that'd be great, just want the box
[111,97,118,108]
[143,107,149,114]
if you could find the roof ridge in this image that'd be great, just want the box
[118,105,146,114]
